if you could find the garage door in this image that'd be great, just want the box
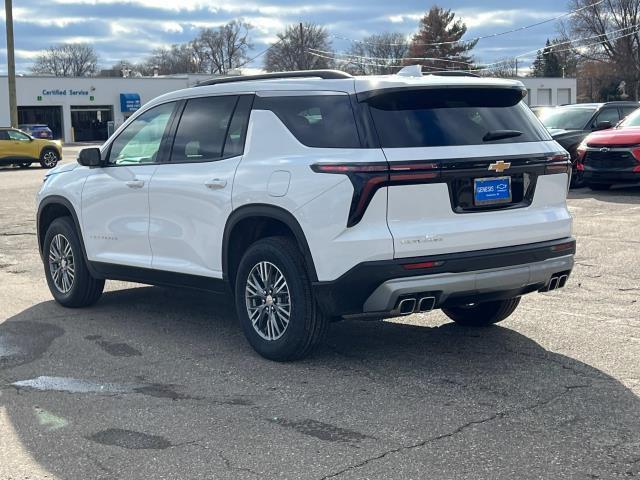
[558,89,571,105]
[537,89,552,106]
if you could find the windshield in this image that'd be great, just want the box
[539,107,596,130]
[620,108,640,127]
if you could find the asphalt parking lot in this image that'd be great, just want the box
[0,147,639,480]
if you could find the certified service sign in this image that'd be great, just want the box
[120,93,141,113]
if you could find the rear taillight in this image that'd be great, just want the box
[631,147,640,162]
[311,162,441,227]
[544,153,571,175]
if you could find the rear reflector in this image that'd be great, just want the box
[550,241,575,253]
[402,260,445,270]
[632,147,640,162]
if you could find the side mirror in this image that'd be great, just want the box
[77,147,102,167]
[594,121,613,131]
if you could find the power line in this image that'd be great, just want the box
[236,37,284,69]
[309,24,640,72]
[308,48,475,66]
[331,0,605,47]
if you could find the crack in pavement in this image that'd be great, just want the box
[218,450,260,478]
[320,384,591,479]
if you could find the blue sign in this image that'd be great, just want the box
[120,93,141,113]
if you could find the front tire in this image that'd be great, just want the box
[443,297,521,327]
[40,148,60,169]
[43,217,104,307]
[234,236,328,361]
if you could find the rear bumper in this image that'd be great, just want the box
[313,238,576,317]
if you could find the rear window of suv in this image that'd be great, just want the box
[366,88,549,148]
[254,95,361,148]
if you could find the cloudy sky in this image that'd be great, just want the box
[0,0,569,74]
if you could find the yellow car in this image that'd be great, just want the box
[0,127,62,169]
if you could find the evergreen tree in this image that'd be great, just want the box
[407,6,477,71]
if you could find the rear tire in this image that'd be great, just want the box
[43,217,104,307]
[234,236,328,361]
[40,148,59,169]
[588,183,611,191]
[443,297,521,327]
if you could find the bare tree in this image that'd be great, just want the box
[563,0,640,99]
[344,33,409,75]
[31,43,98,77]
[480,58,518,78]
[264,23,333,72]
[197,20,253,74]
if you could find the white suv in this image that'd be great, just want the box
[36,68,575,360]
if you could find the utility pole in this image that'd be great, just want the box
[299,22,304,70]
[515,58,518,77]
[4,0,18,127]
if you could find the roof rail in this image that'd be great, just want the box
[195,70,353,87]
[427,71,480,78]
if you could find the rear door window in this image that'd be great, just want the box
[254,95,361,148]
[171,95,238,163]
[366,88,549,148]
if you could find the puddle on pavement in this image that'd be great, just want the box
[88,428,172,450]
[11,376,187,399]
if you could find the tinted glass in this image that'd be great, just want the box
[256,95,360,148]
[0,131,10,140]
[7,130,31,141]
[539,107,597,130]
[223,96,253,158]
[108,102,175,165]
[593,108,621,127]
[622,106,638,118]
[367,88,547,148]
[172,95,238,163]
[620,108,640,127]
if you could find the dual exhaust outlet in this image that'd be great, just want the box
[396,296,436,316]
[540,274,569,292]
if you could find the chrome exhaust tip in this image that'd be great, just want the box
[549,276,559,291]
[397,298,417,315]
[558,275,568,288]
[417,296,436,313]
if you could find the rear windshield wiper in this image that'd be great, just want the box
[482,130,523,142]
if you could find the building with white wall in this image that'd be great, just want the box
[0,75,211,142]
[518,77,577,107]
[0,74,578,142]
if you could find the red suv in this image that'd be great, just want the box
[578,108,640,190]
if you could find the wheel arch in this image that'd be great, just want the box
[222,204,318,286]
[37,195,94,274]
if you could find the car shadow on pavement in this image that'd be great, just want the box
[1,286,639,479]
[569,184,640,204]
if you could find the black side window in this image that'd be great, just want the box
[593,108,620,128]
[171,95,238,163]
[0,131,9,140]
[254,95,361,148]
[223,95,253,158]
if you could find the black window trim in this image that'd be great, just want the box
[103,100,180,168]
[164,93,254,165]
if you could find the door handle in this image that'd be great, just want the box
[125,179,145,189]
[205,178,227,189]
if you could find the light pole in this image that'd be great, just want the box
[4,0,18,127]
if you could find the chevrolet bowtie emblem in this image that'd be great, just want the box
[488,161,511,173]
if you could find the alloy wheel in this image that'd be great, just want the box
[49,234,75,293]
[43,151,58,167]
[245,261,291,341]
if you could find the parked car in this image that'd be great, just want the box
[0,127,62,168]
[537,101,639,187]
[19,124,53,139]
[36,68,575,361]
[578,107,640,190]
[530,106,556,119]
